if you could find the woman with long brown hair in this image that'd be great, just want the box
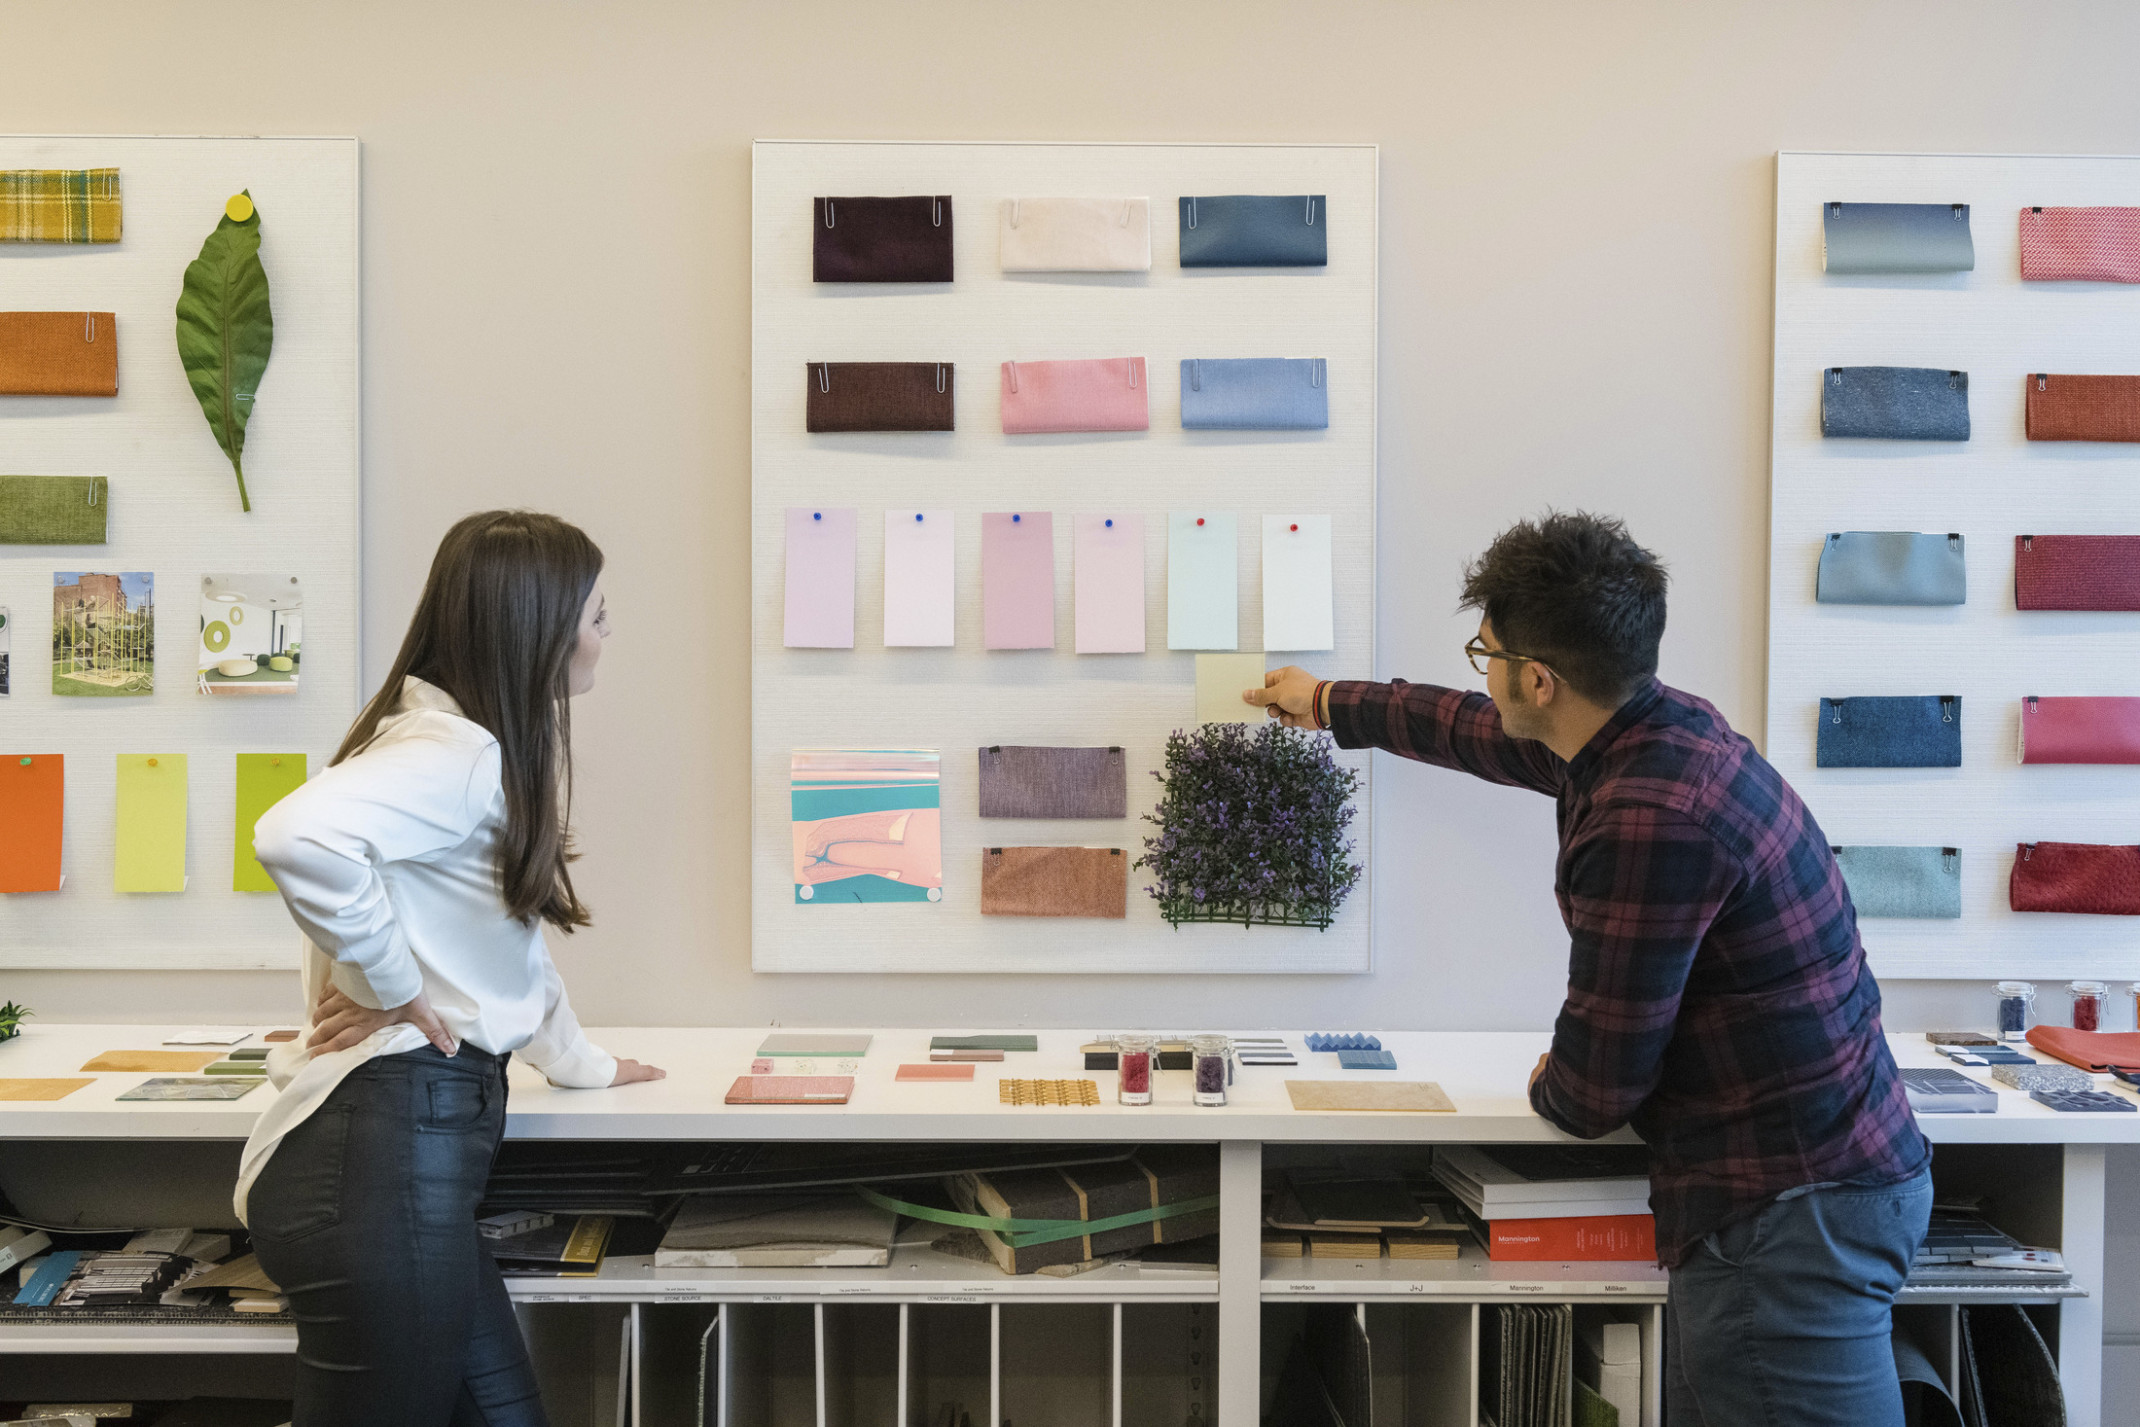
[238,510,663,1426]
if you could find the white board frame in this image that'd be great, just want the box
[750,140,1377,974]
[0,135,361,970]
[1769,152,2140,980]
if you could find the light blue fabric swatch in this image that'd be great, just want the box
[1822,202,1974,274]
[1834,845,1963,918]
[1816,532,1966,605]
[1180,358,1329,430]
[1816,696,1962,768]
[1166,511,1239,650]
[1821,367,1970,441]
[1177,195,1327,267]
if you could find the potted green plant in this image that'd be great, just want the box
[1136,722,1362,929]
[0,1001,30,1043]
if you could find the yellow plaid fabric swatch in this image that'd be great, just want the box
[998,1078,1101,1107]
[0,169,122,243]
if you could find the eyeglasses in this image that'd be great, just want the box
[1464,636,1559,683]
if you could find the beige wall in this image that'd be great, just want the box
[5,1,2140,1035]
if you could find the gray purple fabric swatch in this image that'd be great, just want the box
[976,745,1127,818]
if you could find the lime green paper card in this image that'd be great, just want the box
[114,754,187,892]
[233,753,305,891]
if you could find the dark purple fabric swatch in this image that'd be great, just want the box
[976,745,1127,818]
[813,196,954,282]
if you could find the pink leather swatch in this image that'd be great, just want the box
[2020,697,2140,764]
[1000,358,1149,434]
[982,512,1055,649]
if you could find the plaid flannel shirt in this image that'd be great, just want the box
[1327,677,1929,1266]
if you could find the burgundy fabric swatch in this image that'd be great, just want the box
[2026,1026,2140,1073]
[2009,842,2140,915]
[2020,697,2140,764]
[976,745,1127,818]
[0,311,117,395]
[2013,536,2140,611]
[813,196,953,282]
[979,846,1128,918]
[2018,206,2140,283]
[2025,374,2140,442]
[805,362,954,432]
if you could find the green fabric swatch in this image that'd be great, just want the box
[233,753,306,891]
[0,476,108,544]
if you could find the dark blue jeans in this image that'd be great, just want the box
[249,1045,547,1427]
[1666,1168,1933,1426]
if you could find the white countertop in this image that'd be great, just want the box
[0,1024,2132,1144]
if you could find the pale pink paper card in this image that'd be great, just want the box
[884,509,955,647]
[982,512,1055,649]
[1074,513,1145,653]
[784,507,856,648]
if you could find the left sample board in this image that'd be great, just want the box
[0,136,359,969]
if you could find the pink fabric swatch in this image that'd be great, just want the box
[982,512,1055,649]
[783,506,856,648]
[1074,514,1145,653]
[2019,207,2140,283]
[1000,358,1149,434]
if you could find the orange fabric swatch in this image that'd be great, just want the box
[979,846,1128,918]
[0,754,64,892]
[896,1063,976,1081]
[81,1050,222,1073]
[0,1079,95,1101]
[0,312,119,395]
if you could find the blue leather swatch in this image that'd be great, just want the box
[1816,696,1962,768]
[1337,1049,1397,1070]
[1178,195,1327,267]
[1816,532,1966,605]
[1821,367,1970,441]
[1833,845,1963,918]
[1822,202,1975,274]
[1179,358,1329,430]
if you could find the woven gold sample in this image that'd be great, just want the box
[998,1078,1100,1107]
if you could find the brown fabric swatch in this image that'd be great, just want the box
[980,846,1127,918]
[2025,373,2140,441]
[0,312,118,395]
[806,362,954,432]
[814,196,953,282]
[977,745,1127,818]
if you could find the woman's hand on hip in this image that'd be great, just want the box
[610,1058,667,1086]
[307,984,458,1056]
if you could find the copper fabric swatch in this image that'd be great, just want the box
[976,745,1126,818]
[0,312,118,395]
[813,196,954,282]
[2012,535,2140,611]
[2025,374,2140,442]
[806,362,954,432]
[2009,842,2140,915]
[980,846,1127,918]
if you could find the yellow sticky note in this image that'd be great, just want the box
[234,753,306,891]
[1195,652,1268,726]
[114,754,187,892]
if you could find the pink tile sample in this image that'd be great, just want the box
[783,507,856,649]
[982,511,1055,649]
[1074,513,1146,653]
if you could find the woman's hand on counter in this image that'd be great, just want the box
[610,1057,667,1086]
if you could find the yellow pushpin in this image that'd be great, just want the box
[147,757,158,768]
[225,192,255,223]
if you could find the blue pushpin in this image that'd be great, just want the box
[1105,518,1114,528]
[812,512,821,521]
[915,512,923,522]
[1012,513,1021,523]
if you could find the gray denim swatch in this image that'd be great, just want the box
[1822,202,1974,274]
[1817,696,1962,767]
[1834,845,1962,918]
[1816,532,1966,605]
[1821,367,1970,441]
[977,745,1128,818]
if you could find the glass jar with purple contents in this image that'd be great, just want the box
[1190,1034,1231,1107]
[1995,981,2036,1042]
[1115,1033,1156,1107]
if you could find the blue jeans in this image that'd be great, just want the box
[249,1045,547,1427]
[1666,1168,1933,1427]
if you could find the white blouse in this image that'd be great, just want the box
[233,677,616,1222]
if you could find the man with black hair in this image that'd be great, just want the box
[1251,511,1932,1427]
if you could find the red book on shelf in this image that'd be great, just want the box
[1484,1214,1655,1262]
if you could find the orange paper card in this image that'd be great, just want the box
[0,1079,94,1101]
[896,1063,976,1081]
[0,754,64,892]
[81,1050,222,1073]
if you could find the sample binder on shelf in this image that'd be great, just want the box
[1432,1144,1651,1219]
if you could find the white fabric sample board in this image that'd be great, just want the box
[0,136,360,970]
[1769,152,2140,979]
[751,141,1377,973]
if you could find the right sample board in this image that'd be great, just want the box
[1770,153,2140,980]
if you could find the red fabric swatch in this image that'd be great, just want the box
[2009,842,2140,915]
[2013,535,2140,612]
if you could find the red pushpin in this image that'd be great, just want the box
[1196,517,1205,527]
[1290,523,1299,532]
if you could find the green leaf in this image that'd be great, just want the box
[175,192,274,512]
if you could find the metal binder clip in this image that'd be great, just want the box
[1005,361,1019,394]
[1829,368,1843,386]
[2022,844,2036,861]
[1830,202,1843,218]
[1948,371,1964,390]
[2023,535,2034,552]
[1304,196,1317,226]
[935,364,946,393]
[2027,697,2040,712]
[1943,848,1959,865]
[1951,204,1967,220]
[817,364,830,393]
[1185,197,1198,230]
[2036,374,2049,391]
[822,199,835,229]
[1948,533,1961,551]
[931,197,943,228]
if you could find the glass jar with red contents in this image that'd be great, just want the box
[2068,980,2108,1032]
[1115,1033,1156,1106]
